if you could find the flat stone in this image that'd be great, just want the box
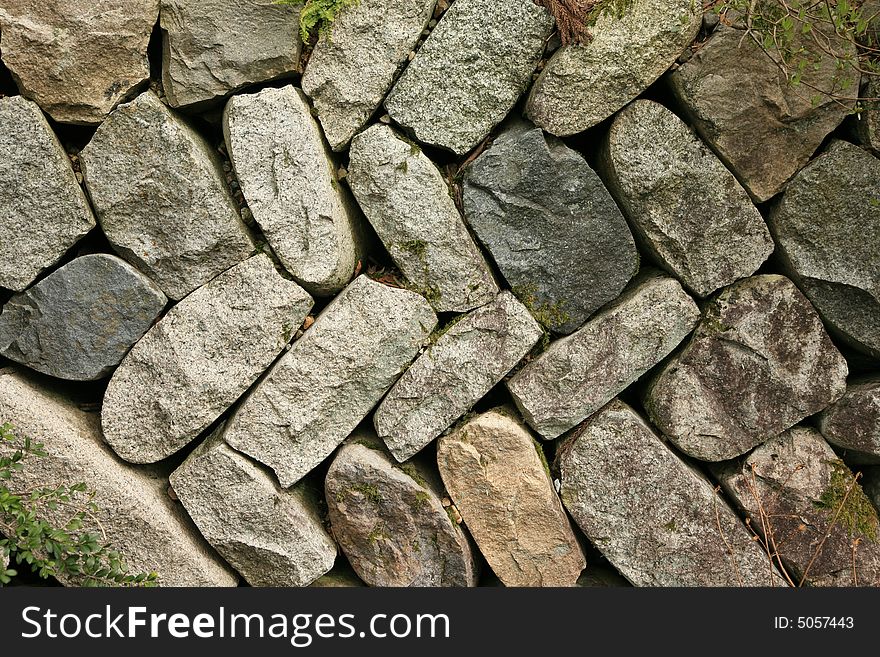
[0,255,166,381]
[301,0,437,151]
[643,275,848,462]
[0,96,95,291]
[715,427,880,587]
[223,85,363,296]
[508,272,699,440]
[0,1,158,124]
[80,91,253,300]
[325,433,478,587]
[463,119,639,333]
[160,0,301,109]
[557,400,781,586]
[384,0,554,154]
[102,254,312,464]
[348,124,498,312]
[767,140,880,358]
[818,376,880,465]
[225,275,437,487]
[526,0,700,136]
[599,100,773,297]
[855,77,880,154]
[436,408,585,586]
[0,368,237,586]
[170,428,337,587]
[376,292,542,461]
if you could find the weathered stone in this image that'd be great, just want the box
[818,376,880,465]
[80,91,253,300]
[508,272,699,440]
[526,0,700,136]
[0,255,166,381]
[436,408,585,586]
[301,0,437,151]
[644,275,848,462]
[225,275,437,487]
[170,429,336,587]
[325,434,478,587]
[668,24,857,202]
[384,0,554,154]
[376,293,542,461]
[557,400,781,586]
[160,0,301,108]
[0,1,158,124]
[463,119,639,333]
[348,125,498,312]
[855,77,880,154]
[715,427,880,587]
[0,368,237,586]
[599,100,773,297]
[223,86,363,296]
[0,96,95,291]
[865,468,880,513]
[767,140,880,358]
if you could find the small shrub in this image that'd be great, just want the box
[277,0,361,43]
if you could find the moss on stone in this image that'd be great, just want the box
[814,460,879,542]
[533,438,551,478]
[350,483,383,504]
[513,283,571,331]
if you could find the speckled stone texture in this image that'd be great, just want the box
[818,376,880,464]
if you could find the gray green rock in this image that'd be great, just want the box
[818,376,880,465]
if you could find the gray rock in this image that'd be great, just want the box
[102,254,312,464]
[225,275,437,487]
[644,275,848,462]
[80,91,253,300]
[348,124,498,312]
[436,408,585,586]
[599,100,773,297]
[818,376,880,465]
[376,292,542,461]
[715,427,880,587]
[557,400,782,586]
[855,77,880,154]
[301,0,437,151]
[507,272,699,440]
[160,0,301,109]
[170,428,337,587]
[0,1,158,124]
[526,0,700,136]
[865,468,880,513]
[0,255,166,381]
[0,367,237,586]
[223,86,364,296]
[767,140,880,358]
[325,433,478,587]
[384,0,554,154]
[463,120,639,333]
[0,96,95,292]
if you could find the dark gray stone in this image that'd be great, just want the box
[818,375,880,465]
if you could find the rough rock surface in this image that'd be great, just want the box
[557,400,780,586]
[0,96,95,291]
[0,368,237,586]
[325,434,478,587]
[170,429,337,587]
[526,0,700,136]
[376,292,542,461]
[0,255,166,381]
[855,77,880,153]
[715,427,880,587]
[301,0,437,151]
[384,0,554,154]
[80,91,253,300]
[0,1,159,124]
[225,275,437,487]
[599,100,773,297]
[508,272,699,440]
[102,255,313,464]
[223,86,363,296]
[644,275,848,462]
[160,0,301,108]
[865,468,880,514]
[767,141,880,358]
[348,125,498,312]
[818,376,880,464]
[436,408,585,586]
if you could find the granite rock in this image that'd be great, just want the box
[818,376,880,465]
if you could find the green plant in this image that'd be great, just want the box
[277,0,361,43]
[0,423,157,587]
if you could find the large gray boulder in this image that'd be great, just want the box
[80,91,253,300]
[0,96,95,292]
[0,255,166,381]
[463,119,639,333]
[818,376,880,465]
[855,77,880,154]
